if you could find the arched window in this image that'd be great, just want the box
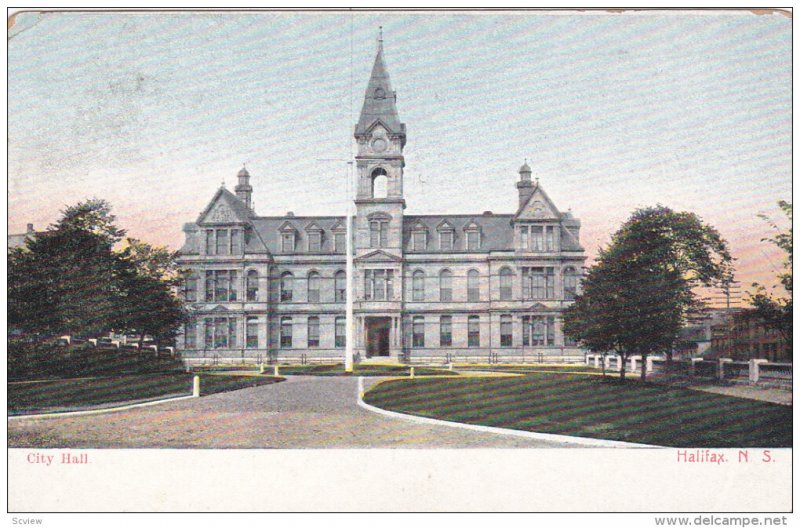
[307,271,321,303]
[439,269,453,302]
[499,267,513,300]
[467,269,480,302]
[334,271,346,302]
[280,272,294,302]
[371,168,388,199]
[412,270,425,302]
[246,270,259,302]
[564,267,578,300]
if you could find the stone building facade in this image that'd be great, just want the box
[176,37,587,365]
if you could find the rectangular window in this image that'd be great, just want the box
[370,221,388,248]
[439,231,454,250]
[335,317,346,347]
[412,317,425,348]
[246,317,258,348]
[184,320,197,349]
[365,269,392,301]
[468,316,480,347]
[207,317,237,349]
[334,232,346,253]
[412,231,426,251]
[500,315,513,347]
[308,232,322,252]
[280,317,292,348]
[547,316,555,346]
[524,267,553,300]
[532,316,545,346]
[205,270,237,302]
[216,229,229,256]
[412,272,425,301]
[206,230,215,255]
[440,271,453,302]
[185,275,198,302]
[466,230,480,250]
[545,226,555,251]
[440,316,452,347]
[522,316,530,346]
[231,229,242,254]
[282,233,294,253]
[307,317,320,348]
[520,226,528,250]
[531,226,544,251]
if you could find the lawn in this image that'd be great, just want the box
[455,365,598,374]
[362,372,792,447]
[272,363,457,377]
[8,373,283,414]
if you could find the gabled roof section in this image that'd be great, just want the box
[436,219,455,231]
[330,219,346,231]
[304,221,323,232]
[355,38,405,137]
[514,183,561,221]
[197,187,254,225]
[278,220,299,233]
[355,249,403,263]
[409,219,428,231]
[463,219,481,231]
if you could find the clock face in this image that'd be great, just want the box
[372,138,387,153]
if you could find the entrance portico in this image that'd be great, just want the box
[356,313,403,361]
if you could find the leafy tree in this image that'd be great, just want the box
[9,199,125,338]
[748,201,792,350]
[114,239,188,347]
[564,205,733,381]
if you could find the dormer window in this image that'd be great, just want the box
[439,231,453,250]
[437,221,455,250]
[463,222,481,250]
[519,224,557,252]
[205,228,243,256]
[412,230,427,251]
[282,233,295,253]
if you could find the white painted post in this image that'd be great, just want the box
[259,363,265,374]
[749,359,768,384]
[594,355,600,368]
[646,357,654,373]
[448,362,453,371]
[585,355,591,366]
[630,356,638,373]
[604,355,611,370]
[690,358,703,377]
[273,365,279,376]
[410,366,415,379]
[192,375,200,398]
[718,358,733,381]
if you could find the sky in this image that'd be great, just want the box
[8,10,792,303]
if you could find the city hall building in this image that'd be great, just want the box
[176,37,587,365]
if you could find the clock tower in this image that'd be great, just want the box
[353,28,406,258]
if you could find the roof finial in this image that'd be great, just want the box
[221,179,226,188]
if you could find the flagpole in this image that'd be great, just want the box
[345,161,354,373]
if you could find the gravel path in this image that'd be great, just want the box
[7,376,570,448]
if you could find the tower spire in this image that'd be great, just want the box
[355,27,405,143]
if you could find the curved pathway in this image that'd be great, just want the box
[8,376,575,448]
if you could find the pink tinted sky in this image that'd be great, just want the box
[8,11,792,304]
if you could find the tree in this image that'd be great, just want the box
[564,205,733,381]
[114,239,188,347]
[748,201,792,350]
[9,199,125,338]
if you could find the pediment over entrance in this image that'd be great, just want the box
[527,302,548,311]
[355,249,403,263]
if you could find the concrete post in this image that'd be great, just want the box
[604,355,612,370]
[646,357,654,373]
[690,358,704,377]
[749,359,768,384]
[594,355,600,368]
[192,375,200,398]
[273,365,279,376]
[718,358,733,381]
[585,355,591,366]
[259,363,265,374]
[630,356,638,373]
[448,362,453,371]
[410,366,415,379]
